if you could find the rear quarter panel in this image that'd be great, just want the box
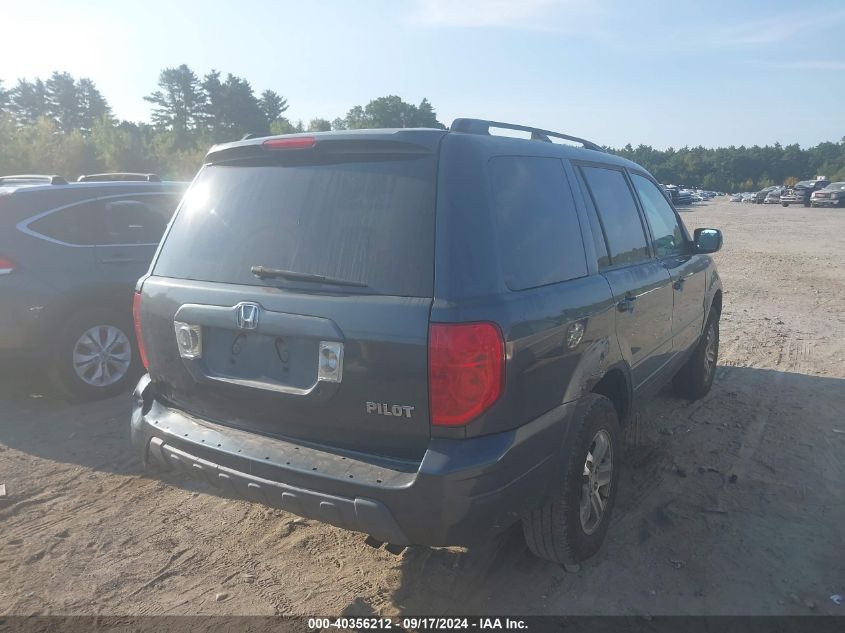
[432,135,619,438]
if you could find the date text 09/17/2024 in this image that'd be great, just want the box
[308,617,528,630]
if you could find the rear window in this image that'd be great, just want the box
[489,156,587,290]
[153,156,436,296]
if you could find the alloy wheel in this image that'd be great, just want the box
[580,430,613,535]
[72,325,132,387]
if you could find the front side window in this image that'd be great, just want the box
[101,195,174,245]
[631,174,686,258]
[580,166,649,267]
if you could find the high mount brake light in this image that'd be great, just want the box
[262,137,316,150]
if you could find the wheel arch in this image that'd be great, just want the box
[590,365,632,426]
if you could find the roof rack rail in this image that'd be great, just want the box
[76,173,161,183]
[0,174,68,185]
[450,118,604,153]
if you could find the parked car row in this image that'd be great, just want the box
[660,185,721,206]
[0,173,188,398]
[731,179,835,208]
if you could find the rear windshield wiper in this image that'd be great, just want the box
[250,265,369,288]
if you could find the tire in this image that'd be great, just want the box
[672,313,719,400]
[49,308,141,401]
[522,394,621,565]
[781,203,788,207]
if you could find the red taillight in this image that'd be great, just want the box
[132,292,149,370]
[429,322,505,426]
[262,136,316,150]
[0,256,16,275]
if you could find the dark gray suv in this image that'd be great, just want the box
[131,120,723,565]
[0,174,187,399]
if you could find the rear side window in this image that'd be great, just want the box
[154,157,436,296]
[573,168,611,269]
[489,156,587,290]
[27,202,99,245]
[580,166,649,267]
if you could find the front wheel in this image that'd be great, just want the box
[522,394,621,565]
[49,308,140,401]
[781,203,788,207]
[672,315,719,400]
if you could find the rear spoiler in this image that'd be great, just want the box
[205,131,444,164]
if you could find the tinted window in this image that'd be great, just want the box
[580,166,649,266]
[631,174,685,258]
[28,202,99,245]
[489,157,587,290]
[574,168,611,269]
[154,157,436,296]
[102,195,174,244]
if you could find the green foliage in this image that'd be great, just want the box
[259,90,288,123]
[202,71,269,143]
[143,64,207,148]
[335,95,446,129]
[270,118,304,135]
[307,118,332,132]
[7,78,48,125]
[8,117,100,177]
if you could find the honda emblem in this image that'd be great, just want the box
[236,302,260,330]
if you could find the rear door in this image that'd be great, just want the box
[629,172,706,353]
[139,140,439,461]
[577,164,674,390]
[95,192,179,284]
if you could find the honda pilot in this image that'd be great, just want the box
[131,119,724,565]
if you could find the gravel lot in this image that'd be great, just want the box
[1,199,844,616]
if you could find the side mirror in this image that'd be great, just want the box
[694,228,723,254]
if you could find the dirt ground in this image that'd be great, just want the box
[1,199,844,617]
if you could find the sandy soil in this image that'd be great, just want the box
[1,199,844,617]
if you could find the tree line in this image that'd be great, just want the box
[613,141,845,192]
[0,65,444,180]
[1,65,843,189]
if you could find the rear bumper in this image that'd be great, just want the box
[130,375,576,546]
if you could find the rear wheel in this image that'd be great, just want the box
[49,308,140,401]
[672,313,719,400]
[522,394,621,565]
[781,203,788,207]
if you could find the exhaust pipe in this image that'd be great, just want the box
[364,536,407,555]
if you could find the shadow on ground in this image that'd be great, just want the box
[2,362,844,615]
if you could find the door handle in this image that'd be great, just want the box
[100,257,138,264]
[673,278,685,290]
[617,296,637,313]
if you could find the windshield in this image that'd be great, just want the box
[825,182,845,190]
[153,156,437,296]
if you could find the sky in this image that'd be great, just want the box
[1,0,844,149]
